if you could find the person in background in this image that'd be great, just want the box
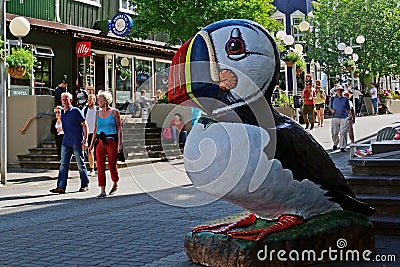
[136,90,151,117]
[54,80,69,106]
[50,106,64,160]
[353,86,363,116]
[73,83,88,109]
[344,91,356,143]
[50,92,89,194]
[88,91,122,199]
[301,80,316,130]
[314,80,326,127]
[82,94,97,176]
[329,85,351,152]
[169,113,187,145]
[369,82,378,115]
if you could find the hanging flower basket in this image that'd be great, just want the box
[346,66,353,71]
[296,67,305,75]
[7,66,26,79]
[285,61,296,67]
[354,71,359,78]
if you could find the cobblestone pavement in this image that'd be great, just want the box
[0,114,399,266]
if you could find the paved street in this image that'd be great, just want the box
[0,113,399,266]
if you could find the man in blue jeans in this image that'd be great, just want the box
[329,85,351,152]
[50,92,90,194]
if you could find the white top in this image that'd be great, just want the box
[85,107,97,134]
[353,89,361,99]
[55,121,64,135]
[370,87,378,99]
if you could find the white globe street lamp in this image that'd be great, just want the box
[276,30,286,40]
[294,44,304,53]
[9,16,30,38]
[344,46,353,55]
[356,35,365,44]
[299,21,310,32]
[352,53,359,62]
[283,34,295,46]
[337,42,346,51]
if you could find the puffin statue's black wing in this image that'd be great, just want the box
[272,109,375,216]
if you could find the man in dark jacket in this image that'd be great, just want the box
[54,80,69,106]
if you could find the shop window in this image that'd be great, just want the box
[115,56,133,109]
[135,58,153,101]
[154,61,170,94]
[34,57,52,90]
[78,56,95,95]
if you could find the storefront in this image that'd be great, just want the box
[77,51,171,109]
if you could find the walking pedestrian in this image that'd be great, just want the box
[169,113,187,145]
[301,80,316,130]
[50,92,89,194]
[54,80,69,106]
[82,94,98,176]
[344,91,356,143]
[369,82,378,115]
[314,80,326,127]
[329,85,351,152]
[353,86,363,116]
[50,106,64,160]
[88,91,122,199]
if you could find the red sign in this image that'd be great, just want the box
[76,42,91,57]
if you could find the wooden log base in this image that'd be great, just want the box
[185,211,375,267]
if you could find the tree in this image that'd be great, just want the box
[128,0,282,45]
[305,0,400,87]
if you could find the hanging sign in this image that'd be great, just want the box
[76,42,91,57]
[108,13,134,37]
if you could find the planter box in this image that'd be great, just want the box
[275,106,295,119]
[387,99,400,113]
[362,96,374,115]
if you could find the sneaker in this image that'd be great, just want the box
[96,193,106,199]
[333,145,338,150]
[109,186,118,195]
[88,170,95,176]
[78,187,89,192]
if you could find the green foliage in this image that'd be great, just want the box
[342,59,355,68]
[157,91,169,104]
[6,47,37,72]
[296,57,306,68]
[304,0,400,81]
[282,51,301,62]
[127,0,281,45]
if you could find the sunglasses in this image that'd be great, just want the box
[54,111,61,114]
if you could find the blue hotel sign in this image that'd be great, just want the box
[108,14,134,37]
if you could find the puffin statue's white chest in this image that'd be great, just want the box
[184,122,342,220]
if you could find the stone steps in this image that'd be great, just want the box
[16,123,183,170]
[349,150,400,176]
[346,175,400,235]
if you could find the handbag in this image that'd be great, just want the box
[163,127,173,139]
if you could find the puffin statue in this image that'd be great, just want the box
[167,19,375,242]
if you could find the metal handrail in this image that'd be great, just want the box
[19,112,54,134]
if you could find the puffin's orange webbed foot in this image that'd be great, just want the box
[192,213,257,234]
[227,214,303,241]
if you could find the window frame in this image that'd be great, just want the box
[74,0,101,8]
[119,0,137,15]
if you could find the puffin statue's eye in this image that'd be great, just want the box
[225,28,246,57]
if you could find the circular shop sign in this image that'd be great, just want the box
[109,13,134,37]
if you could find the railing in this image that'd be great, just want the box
[19,112,54,134]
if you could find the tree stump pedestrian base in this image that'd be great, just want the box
[184,211,375,267]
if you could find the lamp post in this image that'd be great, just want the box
[0,0,7,184]
[0,11,31,184]
[337,35,365,116]
[276,21,310,122]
